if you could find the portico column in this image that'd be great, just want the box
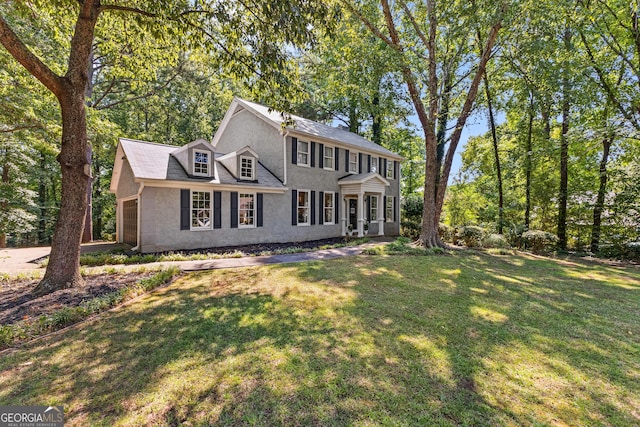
[377,192,385,235]
[357,192,364,237]
[341,195,347,236]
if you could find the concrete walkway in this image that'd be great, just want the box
[1,238,393,275]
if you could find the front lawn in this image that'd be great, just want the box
[1,252,639,426]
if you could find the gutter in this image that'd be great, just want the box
[282,129,289,185]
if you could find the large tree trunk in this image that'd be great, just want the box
[0,156,8,248]
[38,151,47,243]
[590,136,612,253]
[33,91,91,295]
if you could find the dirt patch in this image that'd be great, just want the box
[0,272,153,325]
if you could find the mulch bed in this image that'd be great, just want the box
[0,272,153,326]
[158,237,351,256]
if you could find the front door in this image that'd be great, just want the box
[349,199,357,229]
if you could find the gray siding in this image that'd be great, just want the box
[215,109,284,181]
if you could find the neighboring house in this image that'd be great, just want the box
[110,97,403,253]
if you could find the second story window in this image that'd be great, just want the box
[349,151,358,173]
[386,160,394,179]
[323,146,334,170]
[194,150,209,176]
[371,156,378,173]
[297,141,309,166]
[240,156,254,180]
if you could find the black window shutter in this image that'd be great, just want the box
[335,148,340,171]
[358,153,363,174]
[384,196,387,220]
[334,192,340,224]
[311,190,316,225]
[257,193,263,227]
[379,158,383,176]
[311,142,316,167]
[393,196,397,222]
[367,196,371,221]
[319,144,324,168]
[345,149,350,172]
[383,158,388,178]
[291,190,298,225]
[213,191,222,229]
[180,189,190,230]
[230,191,238,228]
[394,161,399,179]
[291,137,298,165]
[318,191,324,225]
[367,155,371,173]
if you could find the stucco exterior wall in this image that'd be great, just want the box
[215,110,285,181]
[115,159,139,199]
[137,186,343,253]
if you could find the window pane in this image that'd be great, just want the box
[191,191,211,228]
[298,141,309,165]
[297,191,309,224]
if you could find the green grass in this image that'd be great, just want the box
[1,253,639,426]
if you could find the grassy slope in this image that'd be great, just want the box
[0,253,639,426]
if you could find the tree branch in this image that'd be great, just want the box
[0,15,64,97]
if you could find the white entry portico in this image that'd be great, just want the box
[338,172,390,237]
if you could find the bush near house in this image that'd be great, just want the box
[457,226,486,247]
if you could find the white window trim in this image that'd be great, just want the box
[370,195,378,222]
[193,149,210,177]
[191,190,212,231]
[239,155,255,180]
[323,145,334,170]
[386,160,394,179]
[297,189,310,226]
[238,192,256,229]
[349,152,358,173]
[297,140,310,167]
[323,191,335,225]
[386,196,394,222]
[371,156,378,173]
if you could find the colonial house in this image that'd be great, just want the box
[109,98,402,253]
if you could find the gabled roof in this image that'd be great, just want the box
[212,97,403,160]
[111,138,285,191]
[338,172,390,186]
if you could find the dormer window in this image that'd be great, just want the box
[240,155,255,180]
[194,150,210,176]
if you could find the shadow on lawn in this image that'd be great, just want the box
[0,254,638,426]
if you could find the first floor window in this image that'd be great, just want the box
[324,146,334,170]
[297,141,309,166]
[298,190,310,225]
[240,156,254,180]
[239,193,255,227]
[349,151,358,173]
[370,196,378,221]
[386,196,394,222]
[194,150,210,176]
[323,192,334,224]
[192,191,211,229]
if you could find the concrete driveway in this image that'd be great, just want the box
[0,242,127,274]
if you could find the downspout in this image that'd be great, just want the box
[282,130,289,185]
[131,182,144,252]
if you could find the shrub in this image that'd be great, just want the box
[522,230,558,254]
[457,226,486,248]
[482,233,510,249]
[506,224,528,249]
[597,241,640,260]
[401,194,423,240]
[438,224,456,244]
